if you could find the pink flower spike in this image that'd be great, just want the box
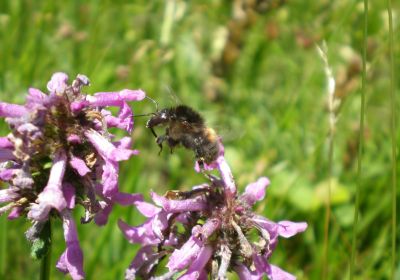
[241,177,270,206]
[56,211,85,280]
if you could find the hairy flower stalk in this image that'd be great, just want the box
[119,143,307,279]
[0,72,145,279]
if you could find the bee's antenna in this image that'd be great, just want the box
[133,113,156,117]
[133,96,159,117]
[145,96,159,111]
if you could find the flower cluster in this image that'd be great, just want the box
[0,73,145,279]
[119,144,307,279]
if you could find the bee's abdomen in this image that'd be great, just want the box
[200,138,219,163]
[193,129,219,164]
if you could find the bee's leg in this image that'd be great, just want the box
[149,127,158,138]
[156,135,167,155]
[167,138,179,154]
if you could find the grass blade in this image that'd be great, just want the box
[350,0,368,278]
[386,0,397,279]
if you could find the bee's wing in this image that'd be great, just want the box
[208,123,246,143]
[161,84,182,106]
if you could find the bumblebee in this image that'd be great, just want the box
[146,105,220,165]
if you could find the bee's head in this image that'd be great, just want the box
[146,108,170,128]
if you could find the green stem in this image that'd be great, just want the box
[40,221,52,280]
[0,216,6,278]
[386,0,397,279]
[350,0,368,278]
[322,132,334,280]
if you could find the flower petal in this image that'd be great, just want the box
[125,246,165,280]
[69,156,91,176]
[0,137,13,149]
[241,177,270,206]
[216,156,236,196]
[151,192,208,213]
[269,264,296,280]
[0,102,28,118]
[94,201,113,226]
[28,151,67,220]
[7,206,23,220]
[85,129,136,162]
[118,218,162,245]
[112,192,143,206]
[277,221,308,238]
[167,234,203,272]
[56,211,85,280]
[101,160,119,197]
[27,88,48,107]
[67,134,82,144]
[178,245,213,280]
[47,72,69,94]
[234,263,263,280]
[167,220,219,272]
[63,183,76,209]
[134,200,161,217]
[87,89,145,107]
[103,102,134,133]
[0,188,18,203]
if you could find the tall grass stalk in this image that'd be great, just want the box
[350,0,368,278]
[386,0,397,279]
[316,44,337,280]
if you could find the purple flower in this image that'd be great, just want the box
[119,142,307,279]
[0,72,145,279]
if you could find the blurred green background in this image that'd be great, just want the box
[0,0,398,279]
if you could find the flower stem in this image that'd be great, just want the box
[40,220,52,280]
[0,216,6,278]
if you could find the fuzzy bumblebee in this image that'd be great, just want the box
[146,105,220,165]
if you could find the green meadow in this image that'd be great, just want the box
[0,1,398,279]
